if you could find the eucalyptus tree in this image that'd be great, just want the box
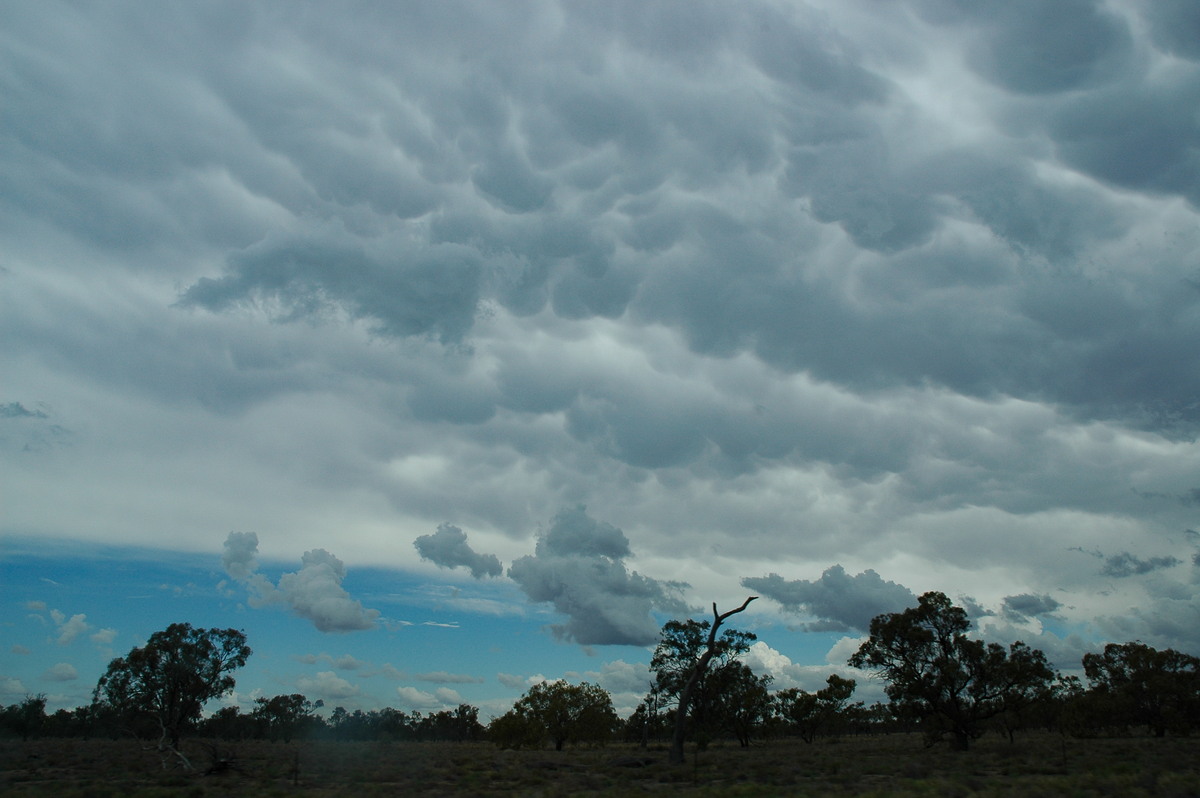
[490,680,618,750]
[93,623,251,767]
[850,592,1054,750]
[649,596,758,764]
[1083,641,1200,737]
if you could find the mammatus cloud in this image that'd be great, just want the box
[222,532,380,633]
[507,506,689,646]
[413,523,503,579]
[5,0,1200,692]
[743,565,918,632]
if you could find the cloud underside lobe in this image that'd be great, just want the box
[414,523,502,579]
[222,532,380,633]
[507,506,689,646]
[143,0,1200,437]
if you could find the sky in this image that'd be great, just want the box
[3,0,1200,720]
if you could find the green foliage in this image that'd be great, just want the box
[1082,641,1200,737]
[649,617,756,740]
[413,704,486,742]
[0,694,47,740]
[490,681,618,751]
[849,591,1055,750]
[650,618,756,704]
[775,675,860,743]
[707,661,773,746]
[92,623,251,751]
[251,694,322,742]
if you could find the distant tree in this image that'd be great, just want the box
[649,596,757,764]
[252,694,322,742]
[490,681,617,751]
[709,661,773,747]
[200,706,254,740]
[1082,642,1200,737]
[849,591,1055,751]
[415,704,486,742]
[92,623,251,767]
[624,690,671,746]
[991,641,1057,742]
[775,674,860,743]
[0,694,47,740]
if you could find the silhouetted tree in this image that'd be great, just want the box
[775,674,859,743]
[650,596,757,764]
[1082,641,1200,737]
[252,694,322,742]
[491,681,617,750]
[0,694,47,740]
[93,623,250,767]
[850,592,1054,751]
[710,661,772,747]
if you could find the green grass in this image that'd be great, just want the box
[2,733,1198,796]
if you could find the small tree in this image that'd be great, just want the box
[491,681,618,750]
[849,591,1054,751]
[776,674,859,743]
[93,622,251,767]
[709,661,773,747]
[0,695,47,740]
[252,694,321,742]
[416,704,486,741]
[650,596,757,764]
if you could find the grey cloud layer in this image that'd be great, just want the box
[4,0,1200,657]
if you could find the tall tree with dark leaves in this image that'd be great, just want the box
[849,592,1054,750]
[93,623,251,768]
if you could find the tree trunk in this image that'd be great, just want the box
[668,596,756,765]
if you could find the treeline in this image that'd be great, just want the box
[3,594,1198,755]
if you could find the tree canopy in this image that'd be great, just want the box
[849,591,1055,750]
[93,623,251,762]
[490,680,618,751]
[1082,641,1200,738]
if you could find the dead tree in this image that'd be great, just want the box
[668,596,757,765]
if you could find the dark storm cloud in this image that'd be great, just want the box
[915,0,1133,94]
[507,507,689,646]
[742,565,918,632]
[1101,552,1183,578]
[1143,0,1200,60]
[9,0,1184,436]
[6,0,1200,665]
[180,226,483,344]
[413,523,502,579]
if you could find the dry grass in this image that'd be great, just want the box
[2,733,1198,796]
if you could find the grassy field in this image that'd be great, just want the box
[2,733,1198,797]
